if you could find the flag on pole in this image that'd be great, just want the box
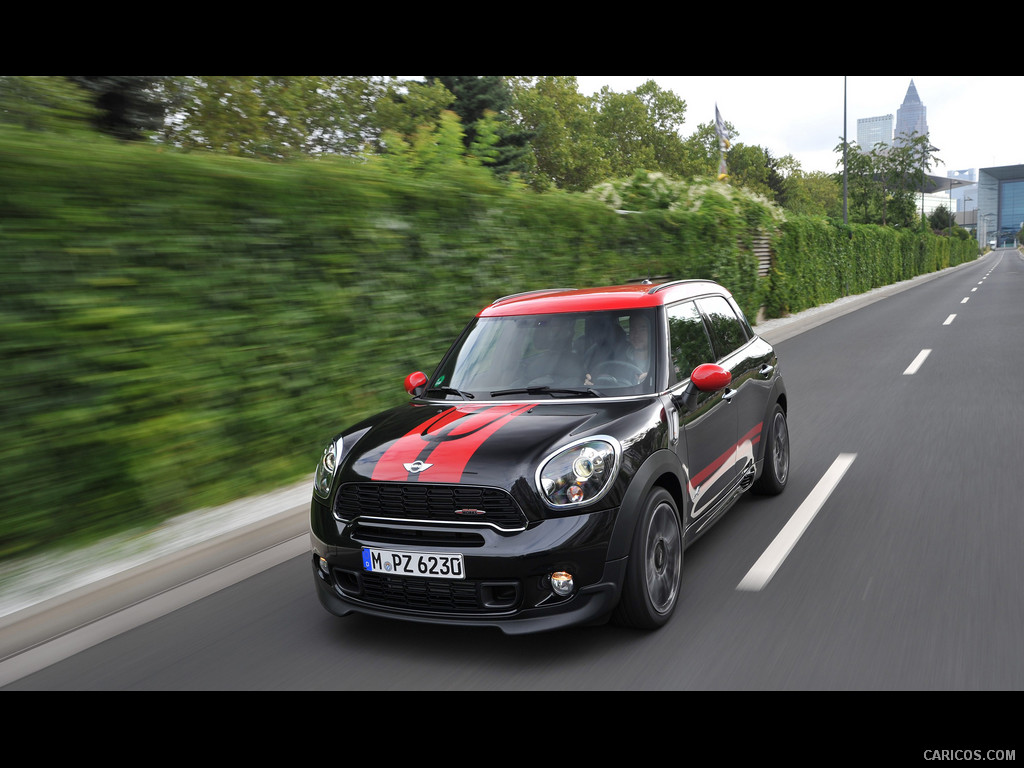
[714,104,731,181]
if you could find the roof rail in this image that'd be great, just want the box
[625,275,672,285]
[490,288,575,306]
[647,279,708,295]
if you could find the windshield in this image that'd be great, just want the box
[429,308,658,398]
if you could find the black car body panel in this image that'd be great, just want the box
[310,280,788,634]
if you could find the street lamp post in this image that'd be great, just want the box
[948,181,952,237]
[843,76,848,226]
[982,213,995,250]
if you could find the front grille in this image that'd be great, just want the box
[338,570,521,614]
[335,483,528,530]
[352,523,486,548]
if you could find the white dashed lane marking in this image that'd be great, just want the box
[903,349,931,375]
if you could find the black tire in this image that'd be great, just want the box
[752,403,789,495]
[612,488,683,630]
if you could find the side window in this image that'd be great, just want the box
[729,297,754,338]
[696,295,749,359]
[667,301,715,385]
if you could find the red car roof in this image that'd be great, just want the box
[478,280,728,317]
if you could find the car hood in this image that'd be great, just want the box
[339,397,659,491]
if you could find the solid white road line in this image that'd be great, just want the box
[903,349,931,375]
[737,453,857,592]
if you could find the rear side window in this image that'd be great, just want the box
[667,301,715,384]
[696,295,749,359]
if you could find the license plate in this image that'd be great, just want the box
[362,548,465,579]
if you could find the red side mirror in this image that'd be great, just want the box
[404,371,428,396]
[690,363,731,392]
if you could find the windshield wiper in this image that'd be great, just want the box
[425,386,475,400]
[489,386,601,398]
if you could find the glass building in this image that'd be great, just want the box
[977,165,1024,248]
[894,80,928,144]
[857,114,893,151]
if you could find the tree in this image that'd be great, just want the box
[0,76,98,133]
[876,132,940,228]
[837,140,882,224]
[725,144,772,197]
[928,204,954,231]
[783,171,843,218]
[677,122,723,178]
[506,75,607,191]
[592,80,689,179]
[376,109,468,174]
[303,76,394,155]
[371,78,457,154]
[838,134,942,228]
[424,76,533,181]
[66,76,165,141]
[154,76,398,159]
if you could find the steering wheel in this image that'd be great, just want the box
[592,360,644,384]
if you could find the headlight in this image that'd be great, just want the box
[313,436,344,498]
[536,436,621,508]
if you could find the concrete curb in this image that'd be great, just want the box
[0,481,311,662]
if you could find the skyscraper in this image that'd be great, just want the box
[894,79,928,144]
[857,114,893,150]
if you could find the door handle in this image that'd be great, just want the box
[759,364,774,378]
[722,388,736,402]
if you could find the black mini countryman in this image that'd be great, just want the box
[310,279,789,634]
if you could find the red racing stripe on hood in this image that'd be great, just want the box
[421,404,533,482]
[371,404,533,482]
[370,407,459,481]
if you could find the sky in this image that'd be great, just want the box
[574,76,1023,177]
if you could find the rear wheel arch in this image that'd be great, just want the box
[752,402,789,495]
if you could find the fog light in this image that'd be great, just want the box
[550,571,574,596]
[319,557,329,575]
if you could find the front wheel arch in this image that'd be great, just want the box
[612,487,683,630]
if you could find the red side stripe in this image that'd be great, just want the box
[687,420,763,492]
[741,422,763,445]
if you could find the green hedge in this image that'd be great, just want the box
[766,215,978,317]
[0,128,977,559]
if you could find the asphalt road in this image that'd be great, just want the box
[4,250,1024,695]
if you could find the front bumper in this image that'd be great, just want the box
[310,505,626,635]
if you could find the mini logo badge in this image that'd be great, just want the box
[403,460,433,474]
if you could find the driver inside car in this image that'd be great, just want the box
[583,313,651,387]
